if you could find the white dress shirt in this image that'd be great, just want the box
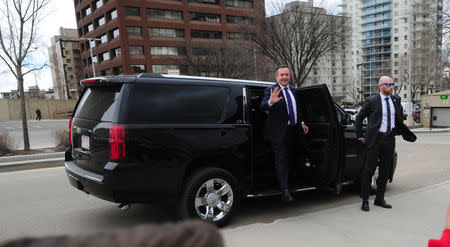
[379,92,396,133]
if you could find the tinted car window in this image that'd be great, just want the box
[128,84,229,123]
[74,86,122,121]
[299,89,330,123]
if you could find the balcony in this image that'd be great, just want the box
[362,49,391,56]
[362,58,391,64]
[362,15,391,24]
[360,33,391,40]
[360,0,392,9]
[363,41,391,48]
[359,6,391,16]
[363,23,391,32]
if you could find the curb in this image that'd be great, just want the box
[411,128,450,133]
[0,152,65,173]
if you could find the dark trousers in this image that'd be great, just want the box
[271,126,298,191]
[360,134,395,200]
[36,114,41,121]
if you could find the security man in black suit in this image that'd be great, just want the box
[355,76,416,212]
[260,66,309,202]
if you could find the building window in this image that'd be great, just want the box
[88,23,94,32]
[125,6,140,16]
[110,28,119,39]
[394,37,398,42]
[131,65,146,74]
[126,26,142,36]
[129,46,144,55]
[225,0,253,8]
[95,0,103,9]
[84,7,91,16]
[150,47,185,56]
[227,32,249,40]
[152,64,179,73]
[191,30,222,39]
[112,47,121,57]
[394,28,399,33]
[100,34,107,43]
[103,52,110,61]
[394,53,399,58]
[66,59,71,63]
[113,66,123,75]
[89,40,95,48]
[189,0,219,4]
[149,28,184,37]
[404,35,407,40]
[226,15,253,24]
[97,16,105,26]
[110,9,117,20]
[189,12,220,23]
[147,9,183,20]
[92,56,97,64]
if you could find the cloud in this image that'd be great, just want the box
[0,0,341,93]
[0,0,76,93]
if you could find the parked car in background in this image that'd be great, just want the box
[64,74,397,226]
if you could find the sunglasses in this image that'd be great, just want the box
[382,83,395,87]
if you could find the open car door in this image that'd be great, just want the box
[295,84,344,192]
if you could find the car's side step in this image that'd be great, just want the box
[246,186,317,198]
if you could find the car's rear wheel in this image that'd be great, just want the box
[178,167,240,226]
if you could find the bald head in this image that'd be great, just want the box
[378,76,392,85]
[378,76,394,96]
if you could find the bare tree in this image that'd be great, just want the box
[172,42,256,79]
[394,54,409,96]
[0,0,49,150]
[246,1,350,87]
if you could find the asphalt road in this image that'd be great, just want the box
[0,132,449,245]
[0,119,69,150]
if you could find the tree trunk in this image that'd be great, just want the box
[17,69,30,151]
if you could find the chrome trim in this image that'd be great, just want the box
[65,161,103,183]
[194,178,234,222]
[242,87,247,123]
[246,187,317,198]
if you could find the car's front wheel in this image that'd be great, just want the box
[178,167,240,226]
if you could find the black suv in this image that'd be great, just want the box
[65,74,397,225]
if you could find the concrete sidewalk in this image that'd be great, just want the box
[411,127,450,133]
[222,180,450,247]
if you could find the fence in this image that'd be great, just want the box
[0,99,77,121]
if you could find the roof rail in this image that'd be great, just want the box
[138,73,165,78]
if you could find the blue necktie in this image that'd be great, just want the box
[385,97,391,134]
[284,87,296,126]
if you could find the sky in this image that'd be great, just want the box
[0,0,340,93]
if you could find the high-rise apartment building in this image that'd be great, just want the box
[342,0,443,102]
[48,27,83,99]
[74,0,264,78]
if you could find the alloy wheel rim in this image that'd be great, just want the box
[194,178,234,222]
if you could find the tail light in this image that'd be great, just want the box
[109,125,126,161]
[69,117,73,146]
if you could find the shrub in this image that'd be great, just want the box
[0,132,14,156]
[52,129,70,151]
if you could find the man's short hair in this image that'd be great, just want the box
[379,76,392,85]
[276,65,289,76]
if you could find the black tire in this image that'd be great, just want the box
[178,167,240,226]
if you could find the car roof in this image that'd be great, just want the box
[81,73,274,88]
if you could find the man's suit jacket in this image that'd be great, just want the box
[260,83,302,143]
[355,94,416,149]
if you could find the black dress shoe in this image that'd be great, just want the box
[361,199,369,211]
[374,199,392,208]
[281,190,294,203]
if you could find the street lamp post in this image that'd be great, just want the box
[78,37,101,77]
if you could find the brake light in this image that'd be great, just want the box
[69,117,73,146]
[109,125,126,161]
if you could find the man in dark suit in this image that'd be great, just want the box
[260,66,309,202]
[355,76,416,212]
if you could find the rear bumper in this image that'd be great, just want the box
[64,158,184,204]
